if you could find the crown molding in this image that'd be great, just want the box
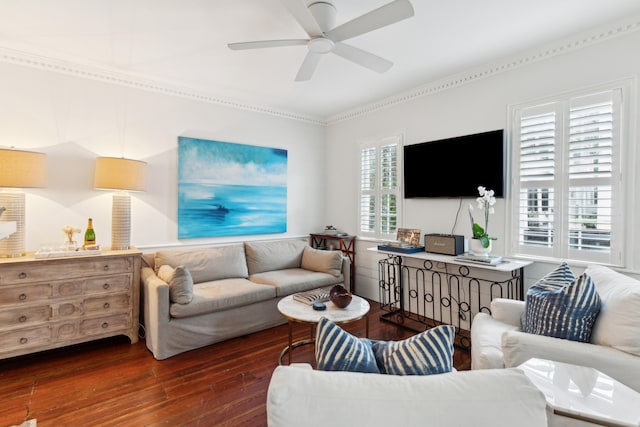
[325,15,640,125]
[0,46,326,126]
[1,14,639,129]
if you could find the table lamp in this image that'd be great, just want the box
[0,148,47,257]
[94,157,146,250]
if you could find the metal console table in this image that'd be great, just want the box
[369,247,532,349]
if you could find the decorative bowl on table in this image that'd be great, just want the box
[329,284,352,308]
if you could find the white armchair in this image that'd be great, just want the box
[471,264,640,393]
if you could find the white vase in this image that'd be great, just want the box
[470,238,492,257]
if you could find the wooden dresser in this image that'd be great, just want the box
[0,249,141,360]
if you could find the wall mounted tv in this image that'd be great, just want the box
[403,129,505,198]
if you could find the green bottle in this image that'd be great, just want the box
[84,218,96,247]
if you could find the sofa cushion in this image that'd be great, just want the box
[523,266,601,343]
[586,264,640,356]
[315,316,380,373]
[301,246,343,277]
[371,325,455,375]
[169,278,276,318]
[244,240,307,275]
[155,244,248,284]
[249,268,343,297]
[157,264,194,304]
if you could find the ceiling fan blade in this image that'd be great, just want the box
[228,39,308,50]
[327,0,414,43]
[280,0,323,37]
[295,52,322,81]
[332,43,393,73]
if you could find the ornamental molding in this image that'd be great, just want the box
[325,16,640,125]
[0,15,639,127]
[0,46,325,126]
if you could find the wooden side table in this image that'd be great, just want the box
[309,234,356,293]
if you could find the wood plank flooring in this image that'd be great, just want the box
[1,300,471,427]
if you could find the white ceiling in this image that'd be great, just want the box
[0,0,639,122]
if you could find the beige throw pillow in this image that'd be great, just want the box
[301,246,343,277]
[157,264,194,305]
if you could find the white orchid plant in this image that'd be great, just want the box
[468,186,497,248]
[62,225,81,243]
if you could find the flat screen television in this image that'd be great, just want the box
[403,129,505,198]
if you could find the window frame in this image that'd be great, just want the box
[507,80,632,267]
[357,132,404,241]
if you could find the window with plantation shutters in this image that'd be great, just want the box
[510,84,628,266]
[359,135,402,239]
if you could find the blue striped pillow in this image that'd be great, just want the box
[315,316,380,373]
[524,269,601,342]
[371,325,455,375]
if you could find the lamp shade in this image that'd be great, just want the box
[94,157,146,191]
[0,148,47,188]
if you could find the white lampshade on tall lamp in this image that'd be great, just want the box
[94,157,146,250]
[0,148,47,257]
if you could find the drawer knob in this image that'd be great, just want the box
[19,337,28,344]
[18,315,27,323]
[18,272,27,279]
[18,293,27,301]
[103,283,110,290]
[102,322,109,329]
[103,302,110,309]
[103,265,110,271]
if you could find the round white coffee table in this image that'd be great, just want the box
[277,293,370,365]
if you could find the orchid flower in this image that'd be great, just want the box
[468,186,497,248]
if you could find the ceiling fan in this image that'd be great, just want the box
[228,0,415,81]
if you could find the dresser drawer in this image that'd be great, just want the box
[84,275,131,295]
[0,283,51,306]
[80,314,131,337]
[0,257,134,285]
[84,294,131,315]
[0,325,51,351]
[0,305,51,327]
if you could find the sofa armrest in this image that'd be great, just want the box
[502,330,640,392]
[490,298,525,327]
[141,266,171,359]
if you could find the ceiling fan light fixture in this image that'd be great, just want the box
[308,37,334,54]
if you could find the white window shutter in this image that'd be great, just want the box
[510,85,627,266]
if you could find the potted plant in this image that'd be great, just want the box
[468,186,496,256]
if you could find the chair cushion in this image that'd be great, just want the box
[586,264,640,356]
[157,264,194,304]
[300,246,343,276]
[523,263,601,342]
[371,325,455,375]
[315,316,380,373]
[155,244,248,284]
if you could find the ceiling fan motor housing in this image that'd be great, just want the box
[308,2,337,33]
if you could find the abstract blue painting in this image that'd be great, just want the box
[177,137,287,238]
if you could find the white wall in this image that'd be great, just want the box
[0,61,326,251]
[326,30,640,300]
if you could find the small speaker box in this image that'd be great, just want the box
[424,234,465,256]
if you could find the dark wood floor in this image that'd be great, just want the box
[1,300,471,427]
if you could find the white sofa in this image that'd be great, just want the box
[267,364,549,427]
[141,239,349,360]
[471,264,640,392]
